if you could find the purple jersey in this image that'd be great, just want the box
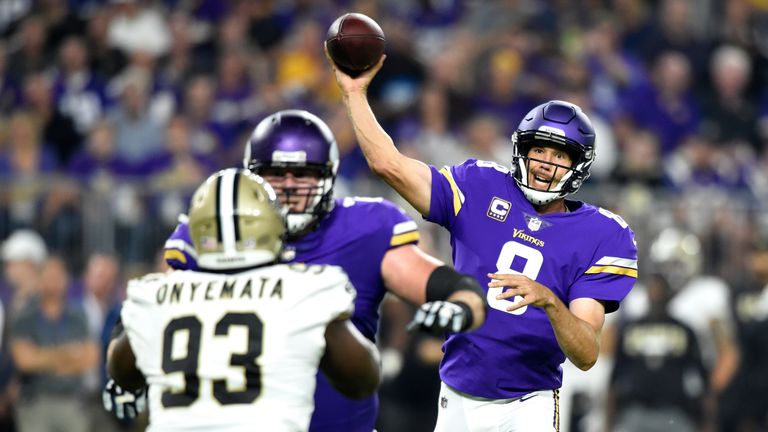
[428,159,637,399]
[164,196,419,432]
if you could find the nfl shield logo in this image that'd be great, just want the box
[440,396,448,408]
[527,217,542,232]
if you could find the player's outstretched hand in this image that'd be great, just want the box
[102,379,147,420]
[406,301,472,335]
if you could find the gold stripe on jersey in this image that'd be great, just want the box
[164,249,188,264]
[439,167,464,216]
[585,265,638,278]
[391,231,420,247]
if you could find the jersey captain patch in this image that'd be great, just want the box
[487,197,511,222]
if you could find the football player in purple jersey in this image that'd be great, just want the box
[104,109,487,432]
[328,54,638,431]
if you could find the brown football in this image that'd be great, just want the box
[326,13,385,76]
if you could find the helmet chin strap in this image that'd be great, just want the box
[520,186,562,205]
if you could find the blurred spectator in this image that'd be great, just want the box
[0,111,58,231]
[107,68,165,165]
[67,120,138,183]
[38,0,85,54]
[719,239,768,431]
[84,6,127,78]
[0,229,46,318]
[10,255,97,432]
[0,42,21,115]
[246,0,291,51]
[607,273,708,432]
[38,178,82,271]
[0,0,32,37]
[0,228,47,432]
[367,17,428,126]
[78,252,124,432]
[472,47,535,136]
[621,51,701,155]
[610,127,667,187]
[700,44,760,156]
[580,13,648,120]
[159,12,205,88]
[664,133,751,192]
[23,72,82,167]
[275,18,327,106]
[106,0,170,58]
[209,47,256,152]
[52,36,110,136]
[401,84,463,170]
[179,75,221,157]
[7,15,51,78]
[635,0,711,85]
[144,115,215,227]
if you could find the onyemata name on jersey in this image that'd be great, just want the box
[162,196,419,432]
[121,263,355,432]
[427,159,638,399]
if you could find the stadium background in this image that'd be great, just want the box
[0,0,767,431]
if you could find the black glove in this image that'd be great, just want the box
[102,379,147,420]
[406,300,473,335]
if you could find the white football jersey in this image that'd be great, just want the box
[121,263,355,432]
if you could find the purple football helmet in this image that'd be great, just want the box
[243,110,339,237]
[510,100,596,205]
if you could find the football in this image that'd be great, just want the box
[326,13,385,76]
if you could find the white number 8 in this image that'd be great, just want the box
[488,241,544,315]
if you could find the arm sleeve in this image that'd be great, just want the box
[426,164,467,229]
[379,200,420,250]
[570,224,638,313]
[163,217,198,271]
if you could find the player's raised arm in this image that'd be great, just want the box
[326,49,433,216]
[320,318,381,399]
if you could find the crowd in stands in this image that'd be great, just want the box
[0,0,767,430]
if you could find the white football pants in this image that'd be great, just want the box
[433,382,560,432]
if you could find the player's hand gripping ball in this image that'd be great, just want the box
[326,13,385,76]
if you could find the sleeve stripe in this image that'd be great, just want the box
[595,256,637,269]
[585,265,638,278]
[163,249,188,264]
[393,221,418,235]
[391,231,420,247]
[439,166,465,216]
[164,239,198,258]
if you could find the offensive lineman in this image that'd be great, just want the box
[107,169,381,431]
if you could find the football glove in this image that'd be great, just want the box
[406,300,472,335]
[102,379,147,420]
